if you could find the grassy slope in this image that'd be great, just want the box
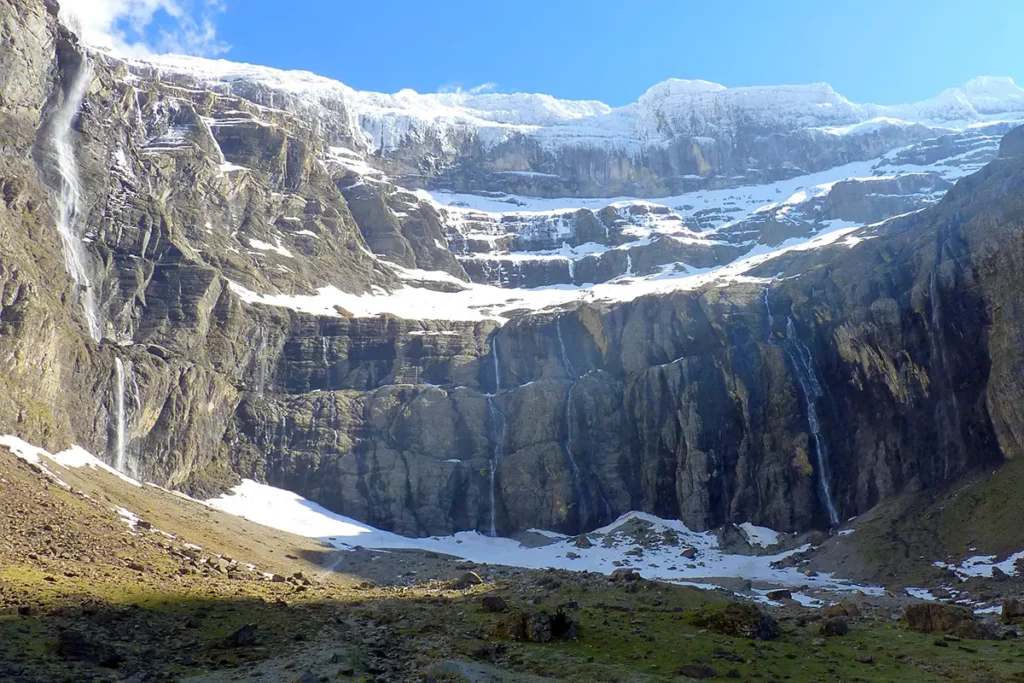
[4,448,1024,682]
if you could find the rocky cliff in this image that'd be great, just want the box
[2,0,1024,540]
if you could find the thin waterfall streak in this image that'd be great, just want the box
[785,318,839,525]
[563,382,587,526]
[51,58,101,340]
[114,358,127,473]
[256,325,268,397]
[486,396,504,537]
[930,268,961,480]
[491,339,501,393]
[556,319,574,380]
[763,287,775,343]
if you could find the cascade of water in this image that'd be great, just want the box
[563,382,588,527]
[486,396,504,537]
[51,58,101,341]
[785,318,839,525]
[321,336,329,367]
[567,257,575,281]
[556,319,574,380]
[625,254,634,276]
[199,116,227,166]
[491,338,501,393]
[114,358,127,473]
[256,325,268,397]
[112,356,140,477]
[929,268,962,478]
[763,287,775,342]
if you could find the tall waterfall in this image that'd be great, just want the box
[114,358,127,472]
[113,357,139,477]
[556,319,589,525]
[556,319,574,380]
[486,396,504,537]
[929,268,962,478]
[785,318,840,525]
[563,382,588,527]
[51,58,101,341]
[256,324,268,396]
[763,287,775,342]
[490,338,501,392]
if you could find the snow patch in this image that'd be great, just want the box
[206,479,883,592]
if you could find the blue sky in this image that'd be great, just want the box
[109,0,1023,105]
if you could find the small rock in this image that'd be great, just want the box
[224,623,258,648]
[679,663,717,678]
[1002,598,1024,624]
[855,653,874,664]
[765,589,791,601]
[680,547,698,559]
[480,596,507,613]
[57,629,121,667]
[610,568,640,582]
[565,551,580,560]
[573,535,593,549]
[454,571,483,589]
[820,617,849,637]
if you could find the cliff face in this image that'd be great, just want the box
[2,0,1024,538]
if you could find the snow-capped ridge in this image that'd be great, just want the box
[129,52,1024,158]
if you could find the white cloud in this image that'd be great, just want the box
[437,82,499,96]
[58,0,229,57]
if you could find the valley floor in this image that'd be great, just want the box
[4,445,1024,682]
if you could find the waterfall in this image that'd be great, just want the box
[490,338,501,393]
[51,58,101,341]
[929,268,961,478]
[566,257,575,282]
[563,382,588,527]
[256,325,268,396]
[114,358,127,473]
[113,357,139,477]
[556,319,574,380]
[486,396,505,537]
[785,318,839,525]
[321,336,329,367]
[625,254,634,276]
[763,287,775,342]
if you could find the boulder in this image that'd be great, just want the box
[820,617,849,637]
[480,596,508,613]
[903,604,994,639]
[610,568,641,582]
[57,629,121,667]
[495,609,577,642]
[1002,598,1024,624]
[686,603,779,640]
[454,571,483,590]
[224,623,258,647]
[679,663,717,678]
